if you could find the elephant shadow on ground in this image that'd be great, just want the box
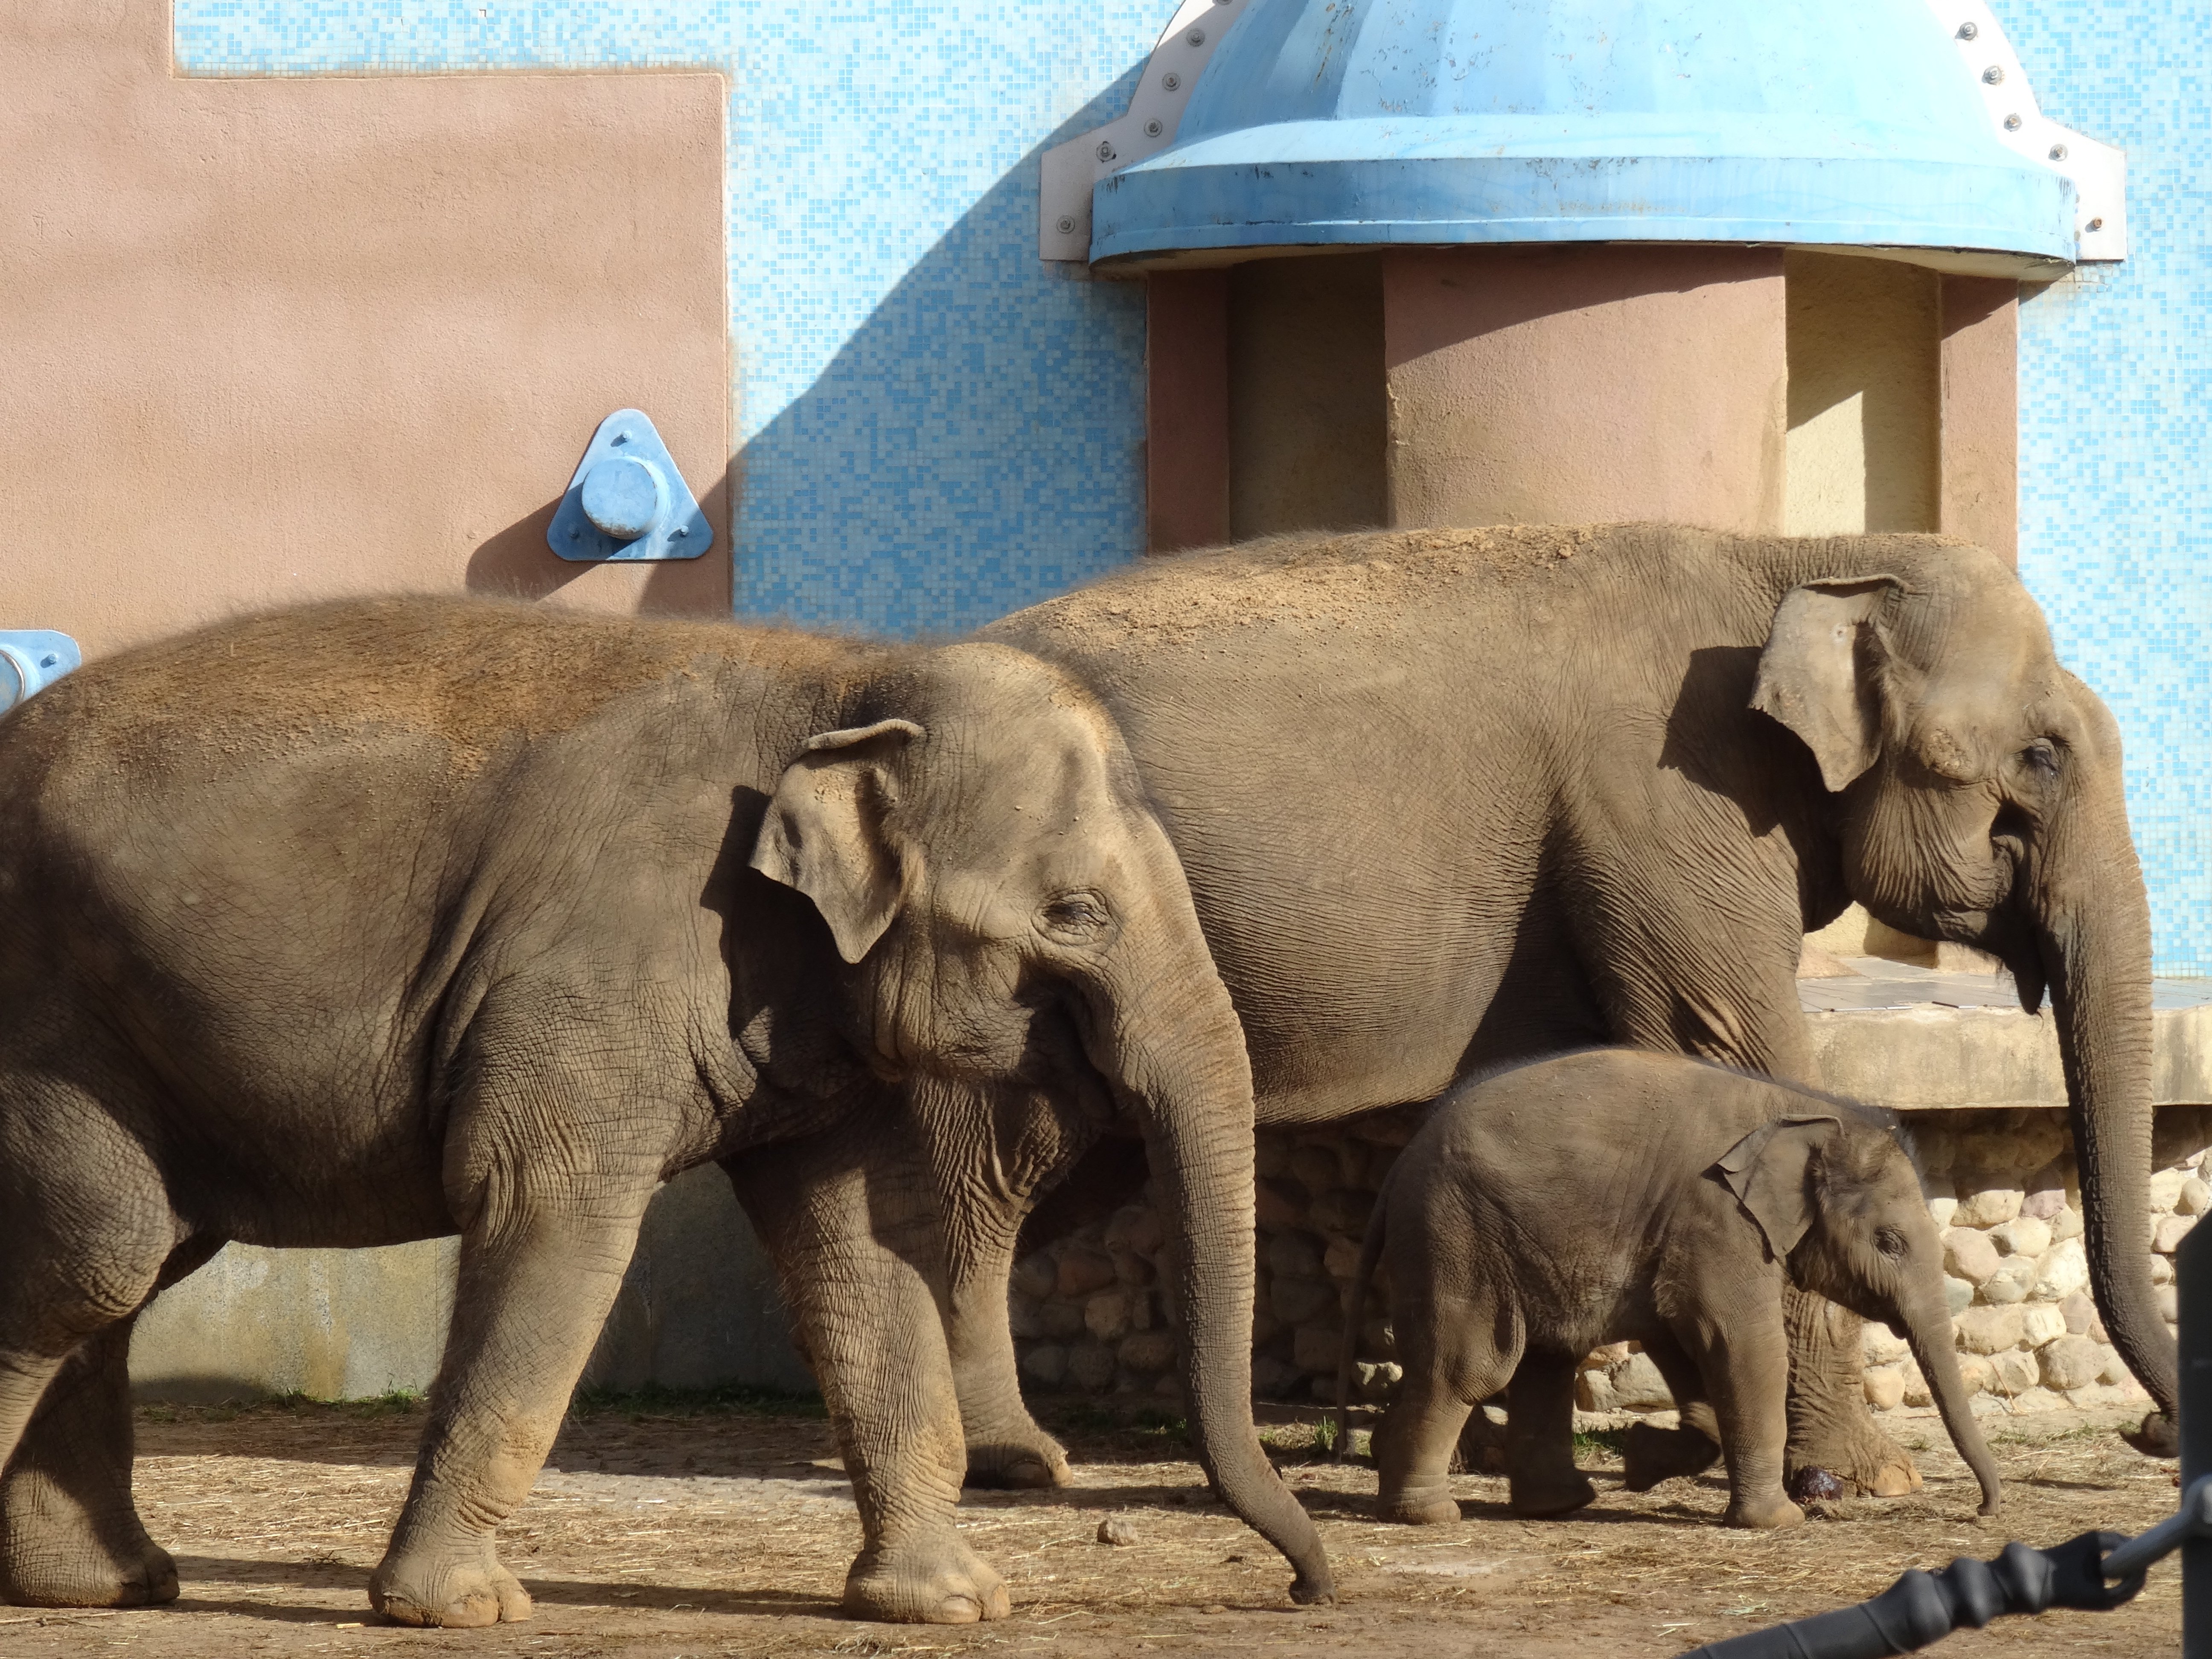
[169,1556,841,1622]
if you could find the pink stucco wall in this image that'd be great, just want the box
[0,1,731,658]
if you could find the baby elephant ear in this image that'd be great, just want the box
[750,719,925,964]
[1715,1116,1841,1263]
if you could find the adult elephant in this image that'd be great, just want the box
[965,521,2169,1493]
[0,599,1330,1626]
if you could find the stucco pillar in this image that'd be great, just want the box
[1381,246,1788,533]
[1145,271,1231,553]
[1938,276,2020,566]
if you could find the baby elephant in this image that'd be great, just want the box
[1336,1048,2001,1528]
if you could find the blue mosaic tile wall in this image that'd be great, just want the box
[172,2,1155,637]
[174,3,2210,974]
[1998,0,2212,975]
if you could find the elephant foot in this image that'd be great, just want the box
[1786,1414,1920,1498]
[1508,1471,1597,1519]
[0,1478,179,1610]
[2122,1410,2180,1458]
[369,1540,532,1627]
[0,1525,178,1609]
[1621,1421,1721,1493]
[1724,1493,1806,1530]
[961,1426,1072,1490]
[844,1534,1010,1624]
[1376,1484,1460,1525]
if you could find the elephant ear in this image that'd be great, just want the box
[750,719,925,964]
[1716,1116,1840,1264]
[1751,577,1901,792]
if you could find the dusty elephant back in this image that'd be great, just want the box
[984,525,1996,1121]
[0,596,864,792]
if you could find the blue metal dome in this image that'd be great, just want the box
[1078,0,2096,269]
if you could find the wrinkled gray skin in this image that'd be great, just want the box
[971,523,2166,1494]
[1334,1050,2003,1529]
[0,599,1330,1627]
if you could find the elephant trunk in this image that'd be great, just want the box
[1099,855,1336,1604]
[2038,801,2175,1426]
[1902,1297,2002,1514]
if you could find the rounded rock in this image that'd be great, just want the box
[1990,1216,2052,1259]
[1863,1365,1906,1410]
[1955,1305,2025,1355]
[2181,1176,2212,1217]
[1068,1341,1118,1391]
[1119,1329,1177,1373]
[2034,1237,2090,1301]
[1953,1188,2025,1228]
[2156,1214,2197,1254]
[2020,1304,2067,1347]
[2038,1335,2106,1392]
[1085,1290,1135,1345]
[2060,1290,2097,1336]
[1023,1343,1068,1386]
[1943,1228,2001,1284]
[1057,1247,1118,1299]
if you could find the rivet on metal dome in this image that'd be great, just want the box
[1041,0,2124,274]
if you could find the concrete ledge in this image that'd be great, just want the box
[1805,966,2212,1112]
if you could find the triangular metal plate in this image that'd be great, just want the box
[547,408,714,562]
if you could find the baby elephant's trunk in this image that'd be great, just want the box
[1332,1194,1390,1461]
[1904,1293,2003,1515]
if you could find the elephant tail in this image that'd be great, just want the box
[1333,1190,1388,1462]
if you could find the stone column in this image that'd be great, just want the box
[1145,271,1232,553]
[1381,245,1788,533]
[1939,275,2020,566]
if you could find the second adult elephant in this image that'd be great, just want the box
[968,522,2168,1493]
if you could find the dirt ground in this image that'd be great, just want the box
[0,1393,2183,1659]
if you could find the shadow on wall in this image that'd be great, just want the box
[130,1168,812,1403]
[729,99,1150,637]
[464,474,736,610]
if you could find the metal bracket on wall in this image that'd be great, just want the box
[1039,0,1253,263]
[1927,0,2126,261]
[0,630,81,713]
[547,408,714,562]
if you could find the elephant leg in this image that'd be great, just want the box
[0,1321,171,1609]
[952,1135,1150,1489]
[1679,1310,1801,1530]
[727,1126,1010,1624]
[0,1233,221,1611]
[1375,1299,1519,1525]
[370,1062,664,1629]
[1781,1286,1920,1499]
[1621,1335,1722,1493]
[944,1260,1069,1491]
[1453,1393,1510,1475]
[0,1081,180,1608]
[1505,1351,1594,1517]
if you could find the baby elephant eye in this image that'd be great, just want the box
[1038,891,1113,946]
[2021,739,2060,780]
[1874,1225,1909,1260]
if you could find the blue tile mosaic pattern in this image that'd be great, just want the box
[173,2,1157,636]
[175,3,2210,973]
[1997,0,2212,975]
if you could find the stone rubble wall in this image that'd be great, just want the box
[1008,1107,2212,1420]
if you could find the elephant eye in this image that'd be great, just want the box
[2021,740,2060,780]
[1038,891,1113,947]
[1874,1225,1909,1260]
